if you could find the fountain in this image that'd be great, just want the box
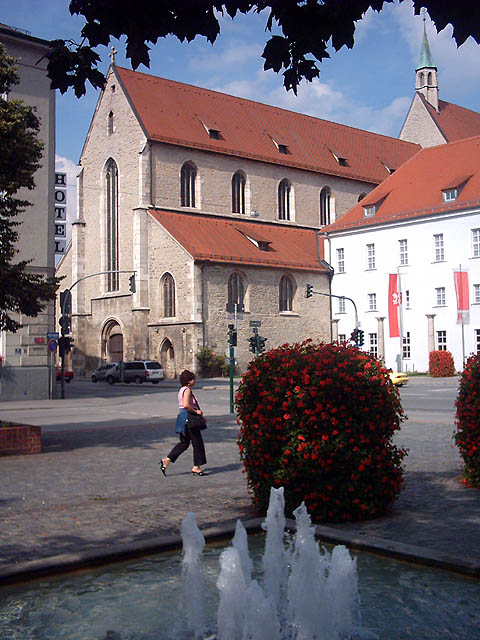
[181,487,366,640]
[1,488,480,639]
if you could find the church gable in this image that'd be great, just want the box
[399,93,446,148]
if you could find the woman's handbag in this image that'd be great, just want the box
[186,413,207,430]
[187,392,207,430]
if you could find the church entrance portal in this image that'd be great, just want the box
[160,339,176,379]
[102,321,123,362]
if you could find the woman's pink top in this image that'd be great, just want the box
[178,386,199,410]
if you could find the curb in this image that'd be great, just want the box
[1,517,478,586]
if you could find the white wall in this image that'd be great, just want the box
[326,208,480,372]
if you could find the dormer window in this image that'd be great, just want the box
[441,175,472,203]
[443,188,457,202]
[234,227,272,251]
[329,148,348,167]
[362,193,388,218]
[200,120,222,140]
[364,204,377,217]
[271,137,290,154]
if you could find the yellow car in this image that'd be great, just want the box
[389,371,409,387]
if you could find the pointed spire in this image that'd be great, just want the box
[416,16,436,70]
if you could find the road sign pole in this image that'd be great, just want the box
[229,325,234,414]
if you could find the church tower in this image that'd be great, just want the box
[415,20,439,112]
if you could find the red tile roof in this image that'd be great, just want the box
[148,210,328,272]
[422,95,480,142]
[115,67,419,185]
[323,135,480,233]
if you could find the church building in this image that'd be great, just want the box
[400,22,480,148]
[57,57,419,377]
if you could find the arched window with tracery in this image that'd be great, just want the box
[227,272,245,312]
[320,186,331,226]
[232,171,246,214]
[279,275,294,312]
[105,158,119,291]
[162,273,176,317]
[181,161,196,207]
[278,179,291,220]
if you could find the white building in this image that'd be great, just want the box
[0,24,56,400]
[323,135,480,373]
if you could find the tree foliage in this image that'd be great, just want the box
[0,44,60,333]
[46,0,480,97]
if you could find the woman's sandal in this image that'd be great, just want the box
[160,461,167,476]
[192,470,206,476]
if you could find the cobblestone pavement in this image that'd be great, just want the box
[0,376,479,574]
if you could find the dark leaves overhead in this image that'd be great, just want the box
[47,0,480,96]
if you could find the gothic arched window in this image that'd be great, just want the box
[227,272,245,312]
[320,186,331,226]
[181,162,197,207]
[232,171,246,214]
[278,179,291,220]
[162,273,176,317]
[279,275,294,312]
[105,158,119,291]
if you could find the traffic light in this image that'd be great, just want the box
[232,329,237,346]
[257,335,267,353]
[59,336,74,356]
[129,274,136,293]
[305,283,313,298]
[350,328,359,344]
[59,315,71,335]
[228,324,237,346]
[60,289,71,315]
[248,336,257,354]
[358,329,365,347]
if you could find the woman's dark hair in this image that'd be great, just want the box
[180,370,196,386]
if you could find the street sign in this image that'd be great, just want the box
[47,339,58,352]
[47,331,59,340]
[249,320,261,327]
[34,337,45,344]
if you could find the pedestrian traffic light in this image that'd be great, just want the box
[306,283,313,298]
[59,315,71,335]
[129,274,136,293]
[358,329,365,347]
[248,336,257,354]
[257,335,267,353]
[231,329,237,346]
[65,336,74,353]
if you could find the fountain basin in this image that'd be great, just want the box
[0,534,479,639]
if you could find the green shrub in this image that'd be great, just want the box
[197,347,227,378]
[429,350,455,377]
[455,353,480,488]
[236,340,407,522]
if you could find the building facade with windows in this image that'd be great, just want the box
[56,63,419,376]
[0,25,56,400]
[323,135,480,373]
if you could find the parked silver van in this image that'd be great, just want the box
[123,360,164,384]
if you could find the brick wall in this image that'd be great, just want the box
[0,424,42,455]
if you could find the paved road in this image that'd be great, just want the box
[0,375,479,577]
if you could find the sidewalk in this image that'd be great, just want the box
[1,377,479,582]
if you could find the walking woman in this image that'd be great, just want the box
[160,370,207,476]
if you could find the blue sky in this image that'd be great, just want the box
[2,0,480,224]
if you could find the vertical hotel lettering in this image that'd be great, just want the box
[54,172,67,255]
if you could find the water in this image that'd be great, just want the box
[1,488,479,639]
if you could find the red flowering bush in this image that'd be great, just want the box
[429,350,455,377]
[455,353,480,488]
[236,341,407,522]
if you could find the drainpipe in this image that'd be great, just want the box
[200,260,211,347]
[317,231,334,342]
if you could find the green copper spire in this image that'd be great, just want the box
[416,21,436,71]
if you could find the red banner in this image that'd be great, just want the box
[388,274,400,338]
[454,270,470,325]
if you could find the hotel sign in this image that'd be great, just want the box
[54,172,67,255]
